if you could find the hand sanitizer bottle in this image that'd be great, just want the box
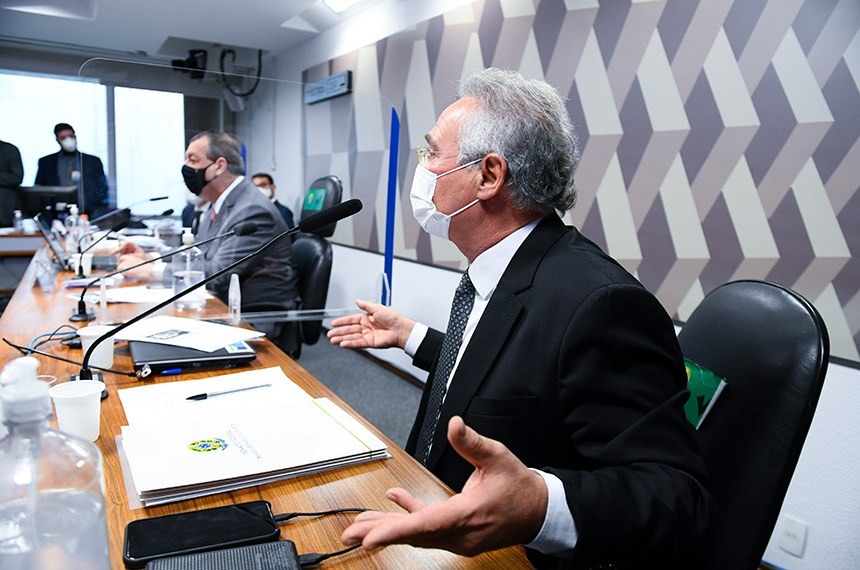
[172,227,206,310]
[0,359,110,569]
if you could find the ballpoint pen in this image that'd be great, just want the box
[186,383,272,401]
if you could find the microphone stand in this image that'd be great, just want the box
[70,222,257,322]
[89,196,168,225]
[77,199,363,382]
[74,219,130,278]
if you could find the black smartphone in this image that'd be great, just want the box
[122,500,280,568]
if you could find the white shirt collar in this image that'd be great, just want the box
[467,218,541,300]
[212,175,244,214]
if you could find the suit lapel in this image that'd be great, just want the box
[198,179,246,241]
[425,215,568,467]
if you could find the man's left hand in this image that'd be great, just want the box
[341,416,548,556]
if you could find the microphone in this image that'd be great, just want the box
[69,221,258,322]
[298,198,362,234]
[89,196,169,225]
[138,208,175,220]
[77,199,363,380]
[74,219,131,278]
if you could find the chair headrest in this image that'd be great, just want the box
[300,175,343,237]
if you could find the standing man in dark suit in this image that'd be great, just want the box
[115,131,300,314]
[252,172,295,229]
[0,139,24,226]
[328,68,713,568]
[34,123,110,218]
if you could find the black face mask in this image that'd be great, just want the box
[181,162,214,196]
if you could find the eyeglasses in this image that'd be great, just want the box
[416,146,460,166]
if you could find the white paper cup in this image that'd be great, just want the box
[49,380,105,441]
[37,374,57,387]
[77,325,116,369]
[71,252,94,276]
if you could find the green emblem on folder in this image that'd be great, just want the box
[188,438,228,453]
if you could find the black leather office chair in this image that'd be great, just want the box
[263,176,342,359]
[292,234,333,348]
[677,280,829,570]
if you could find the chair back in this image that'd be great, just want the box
[292,233,333,345]
[301,175,342,237]
[677,280,829,570]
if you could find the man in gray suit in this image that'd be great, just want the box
[116,131,299,315]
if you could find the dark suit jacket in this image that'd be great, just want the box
[407,215,714,569]
[273,200,295,229]
[34,150,109,217]
[194,178,300,311]
[0,140,24,226]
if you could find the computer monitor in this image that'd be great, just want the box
[20,185,79,220]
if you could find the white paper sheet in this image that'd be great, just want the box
[112,315,264,351]
[118,367,311,427]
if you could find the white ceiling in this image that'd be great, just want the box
[0,0,380,64]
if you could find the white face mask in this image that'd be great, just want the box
[409,159,481,240]
[60,136,77,153]
[256,186,274,200]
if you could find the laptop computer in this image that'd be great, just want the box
[128,340,258,376]
[34,212,119,272]
[34,212,71,270]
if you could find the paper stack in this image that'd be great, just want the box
[117,367,389,506]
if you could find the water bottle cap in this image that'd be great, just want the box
[3,356,40,384]
[1,379,51,423]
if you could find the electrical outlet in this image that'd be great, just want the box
[778,514,808,557]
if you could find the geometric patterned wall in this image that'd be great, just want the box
[304,0,860,360]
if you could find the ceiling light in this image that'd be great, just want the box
[323,0,363,14]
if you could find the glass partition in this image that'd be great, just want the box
[76,57,403,298]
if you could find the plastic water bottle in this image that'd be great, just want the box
[12,210,24,232]
[77,214,92,252]
[64,204,80,254]
[172,227,206,310]
[228,273,241,324]
[0,359,111,569]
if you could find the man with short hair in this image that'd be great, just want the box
[329,68,713,568]
[116,131,300,316]
[34,123,109,217]
[252,172,294,228]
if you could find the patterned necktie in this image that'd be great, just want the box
[415,271,475,465]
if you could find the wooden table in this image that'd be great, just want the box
[0,255,531,569]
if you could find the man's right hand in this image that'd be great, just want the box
[327,299,415,350]
[112,241,156,280]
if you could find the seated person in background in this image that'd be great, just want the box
[116,131,300,322]
[34,123,110,218]
[328,68,714,569]
[252,172,294,229]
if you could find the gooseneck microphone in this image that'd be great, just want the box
[137,208,175,221]
[70,221,258,322]
[89,196,169,225]
[78,199,363,380]
[74,219,131,278]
